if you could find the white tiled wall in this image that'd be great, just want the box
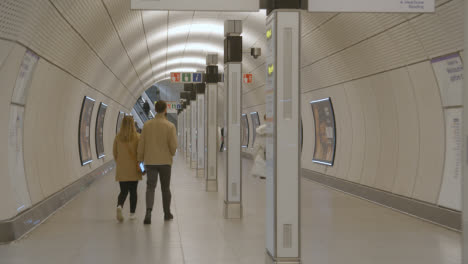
[243,0,463,206]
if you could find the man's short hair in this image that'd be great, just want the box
[155,100,167,113]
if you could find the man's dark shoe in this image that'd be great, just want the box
[164,213,173,221]
[143,209,152,225]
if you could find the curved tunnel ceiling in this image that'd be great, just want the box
[0,0,267,110]
[104,4,267,100]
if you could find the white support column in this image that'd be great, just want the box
[186,105,191,165]
[191,99,198,169]
[265,10,301,264]
[179,110,185,153]
[462,0,468,261]
[197,91,206,177]
[223,20,243,219]
[206,54,219,192]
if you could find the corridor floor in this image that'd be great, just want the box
[0,153,461,264]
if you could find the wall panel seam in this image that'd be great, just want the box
[100,0,145,94]
[140,11,156,85]
[301,13,339,38]
[300,56,462,95]
[243,84,265,95]
[47,0,138,101]
[300,0,456,72]
[0,36,129,110]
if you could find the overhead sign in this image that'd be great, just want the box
[171,72,181,83]
[308,0,434,13]
[243,74,253,84]
[193,72,202,83]
[156,101,182,114]
[171,72,204,83]
[182,73,191,83]
[131,0,259,11]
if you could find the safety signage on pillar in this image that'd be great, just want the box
[243,74,253,84]
[182,73,191,83]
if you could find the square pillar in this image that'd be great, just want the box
[191,98,197,169]
[265,10,301,264]
[223,20,243,219]
[185,105,191,165]
[196,84,206,177]
[206,54,219,192]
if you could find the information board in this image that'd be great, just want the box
[132,0,259,11]
[308,0,434,13]
[79,96,95,166]
[438,108,462,210]
[95,103,107,159]
[431,53,464,107]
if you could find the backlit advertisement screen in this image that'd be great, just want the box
[79,96,95,166]
[116,111,125,134]
[311,98,336,166]
[241,114,249,148]
[95,103,107,159]
[250,112,260,147]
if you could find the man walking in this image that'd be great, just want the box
[138,100,178,224]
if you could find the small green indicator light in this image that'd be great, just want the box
[268,64,274,75]
[266,29,272,39]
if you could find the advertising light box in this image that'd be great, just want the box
[95,103,107,159]
[132,0,259,12]
[79,96,95,166]
[308,0,434,13]
[311,98,336,166]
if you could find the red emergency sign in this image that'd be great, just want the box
[171,72,181,83]
[243,74,253,84]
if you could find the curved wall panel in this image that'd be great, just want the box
[0,42,26,220]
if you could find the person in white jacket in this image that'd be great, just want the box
[251,115,267,179]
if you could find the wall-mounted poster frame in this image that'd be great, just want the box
[79,96,96,166]
[250,112,260,148]
[116,111,125,134]
[310,98,336,166]
[95,103,107,159]
[241,114,249,148]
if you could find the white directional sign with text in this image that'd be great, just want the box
[308,0,434,13]
[132,0,259,11]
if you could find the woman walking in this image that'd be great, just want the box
[113,115,142,222]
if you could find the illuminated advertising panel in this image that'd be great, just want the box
[241,114,249,148]
[311,98,336,166]
[79,96,95,166]
[95,103,107,159]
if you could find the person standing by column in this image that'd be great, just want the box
[138,100,178,225]
[113,115,142,222]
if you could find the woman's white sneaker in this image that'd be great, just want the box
[116,206,124,222]
[129,213,136,220]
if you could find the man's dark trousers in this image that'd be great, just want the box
[145,165,172,215]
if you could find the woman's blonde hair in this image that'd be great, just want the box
[117,115,138,142]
